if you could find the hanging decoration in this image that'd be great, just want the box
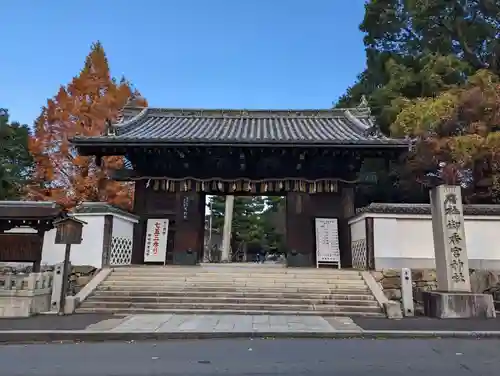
[136,177,365,193]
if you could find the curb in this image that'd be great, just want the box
[1,330,500,343]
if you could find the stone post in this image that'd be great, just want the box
[400,268,414,317]
[424,184,496,318]
[430,184,471,292]
[220,195,234,263]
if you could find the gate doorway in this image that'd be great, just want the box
[203,195,286,264]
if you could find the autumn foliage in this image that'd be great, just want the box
[392,70,500,203]
[28,42,147,209]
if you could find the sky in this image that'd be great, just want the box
[1,0,368,126]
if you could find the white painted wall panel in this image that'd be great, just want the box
[350,213,500,270]
[41,215,104,268]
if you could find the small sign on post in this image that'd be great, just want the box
[53,216,86,315]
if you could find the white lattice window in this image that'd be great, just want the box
[110,237,133,266]
[351,239,367,269]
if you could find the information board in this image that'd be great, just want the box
[314,217,340,267]
[143,218,169,263]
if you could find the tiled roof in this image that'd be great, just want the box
[0,201,63,219]
[73,202,139,220]
[71,106,408,147]
[356,203,500,216]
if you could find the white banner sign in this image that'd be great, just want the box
[144,218,169,263]
[315,218,340,264]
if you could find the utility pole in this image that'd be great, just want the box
[220,195,234,262]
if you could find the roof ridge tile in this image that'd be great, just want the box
[72,106,408,147]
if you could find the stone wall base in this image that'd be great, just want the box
[0,293,51,317]
[423,291,497,319]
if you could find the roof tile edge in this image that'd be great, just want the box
[114,106,375,120]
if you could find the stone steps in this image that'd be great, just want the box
[100,282,367,290]
[80,300,381,312]
[98,284,370,294]
[96,286,371,295]
[85,295,379,306]
[111,265,358,274]
[109,275,362,281]
[77,266,384,317]
[75,307,385,317]
[113,268,359,278]
[92,290,375,300]
[79,301,382,313]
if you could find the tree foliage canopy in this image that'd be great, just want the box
[28,42,147,209]
[337,0,500,204]
[0,109,33,200]
[393,69,500,202]
[339,0,500,127]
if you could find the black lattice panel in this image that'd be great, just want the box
[110,237,133,266]
[351,239,367,269]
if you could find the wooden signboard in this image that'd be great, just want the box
[314,217,341,268]
[143,219,169,263]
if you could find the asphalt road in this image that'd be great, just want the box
[0,338,498,375]
[352,317,500,331]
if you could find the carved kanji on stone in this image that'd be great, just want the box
[447,219,461,230]
[448,233,462,245]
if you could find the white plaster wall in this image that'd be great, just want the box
[111,216,135,239]
[353,214,500,270]
[373,218,404,258]
[350,218,366,242]
[41,214,105,268]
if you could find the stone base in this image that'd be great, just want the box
[423,291,496,319]
[286,252,312,267]
[172,250,199,266]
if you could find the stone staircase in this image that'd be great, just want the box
[76,264,385,317]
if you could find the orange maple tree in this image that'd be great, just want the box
[28,41,147,209]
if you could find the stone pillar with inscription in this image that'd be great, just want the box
[424,185,496,318]
[430,184,471,291]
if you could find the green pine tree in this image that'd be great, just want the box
[0,109,33,200]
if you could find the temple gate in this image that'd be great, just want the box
[71,101,406,267]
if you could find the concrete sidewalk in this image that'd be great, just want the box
[1,314,500,343]
[88,314,361,333]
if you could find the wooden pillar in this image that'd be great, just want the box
[340,186,355,268]
[32,260,41,273]
[101,215,113,266]
[285,192,314,267]
[33,229,44,272]
[172,192,205,265]
[365,217,375,269]
[131,180,147,264]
